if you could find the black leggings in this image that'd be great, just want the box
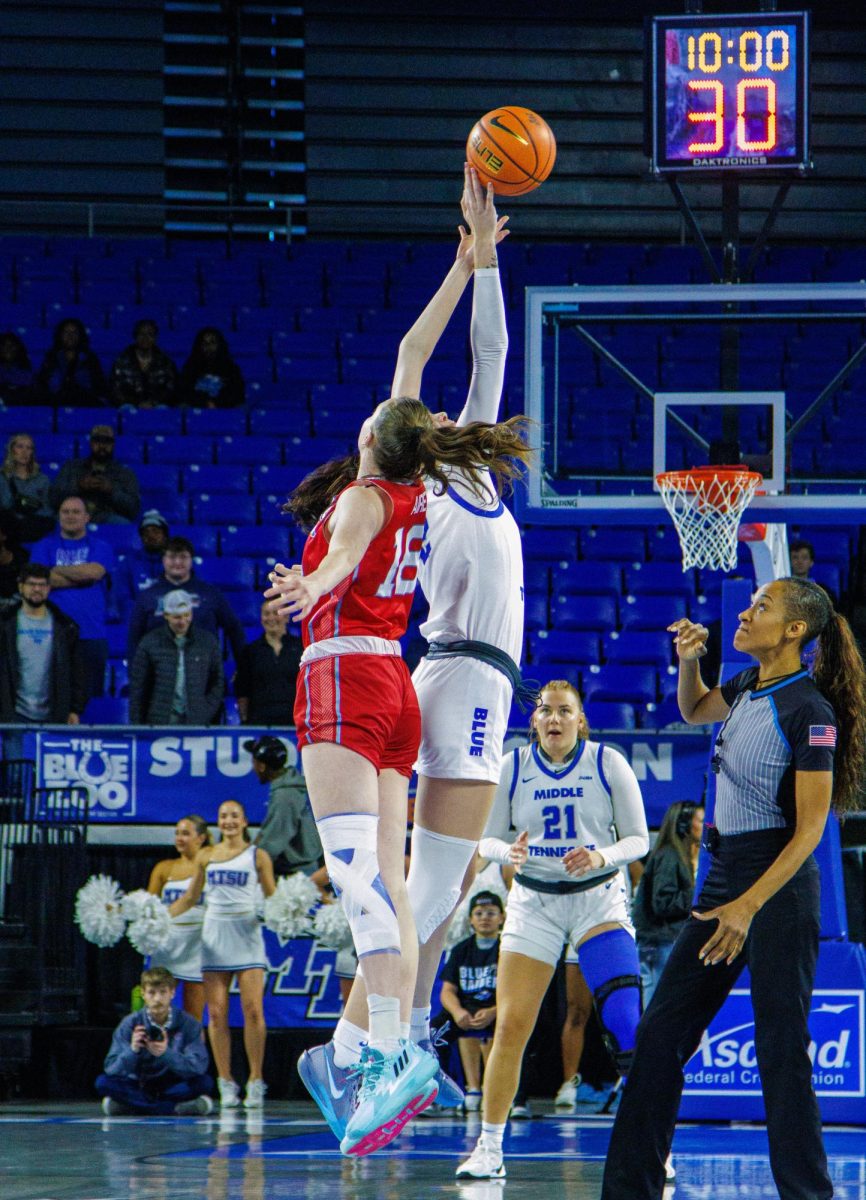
[602,828,831,1200]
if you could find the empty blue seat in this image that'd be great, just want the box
[646,525,684,563]
[582,663,658,705]
[137,464,181,492]
[86,523,139,554]
[553,561,621,598]
[0,407,54,436]
[231,591,267,628]
[149,434,213,465]
[36,432,79,463]
[141,493,188,525]
[192,493,258,526]
[83,695,128,724]
[583,699,636,730]
[604,630,673,670]
[551,593,618,632]
[620,595,688,632]
[171,524,218,557]
[199,558,257,592]
[185,407,249,437]
[524,592,549,631]
[531,630,600,667]
[624,562,696,600]
[581,527,647,563]
[221,525,292,560]
[522,527,579,565]
[249,408,309,437]
[120,407,184,437]
[216,435,281,466]
[641,697,691,730]
[184,464,250,494]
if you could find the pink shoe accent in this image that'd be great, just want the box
[344,1081,438,1157]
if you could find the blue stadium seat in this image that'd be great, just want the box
[185,407,249,436]
[583,699,637,730]
[550,593,618,631]
[286,435,353,464]
[276,355,340,385]
[524,592,549,631]
[142,493,189,525]
[36,432,79,462]
[198,558,257,592]
[149,434,214,465]
[192,494,258,526]
[86,523,138,554]
[106,625,128,658]
[604,630,673,670]
[249,408,309,438]
[620,595,688,632]
[216,435,281,466]
[553,561,621,598]
[110,659,129,697]
[83,695,128,724]
[582,663,658,705]
[184,464,250,494]
[0,407,54,436]
[522,527,579,566]
[624,562,696,600]
[171,524,218,556]
[647,525,684,563]
[641,697,691,730]
[220,525,292,560]
[137,464,181,492]
[580,527,647,563]
[120,407,184,437]
[231,591,267,628]
[531,630,600,667]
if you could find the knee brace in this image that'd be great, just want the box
[578,927,642,1077]
[405,825,477,944]
[317,812,400,958]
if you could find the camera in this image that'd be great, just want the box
[144,1018,166,1042]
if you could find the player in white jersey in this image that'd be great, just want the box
[174,799,276,1111]
[457,680,649,1181]
[146,814,210,1020]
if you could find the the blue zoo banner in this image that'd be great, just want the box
[23,725,713,828]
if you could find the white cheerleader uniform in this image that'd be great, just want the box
[201,844,268,973]
[150,876,204,983]
[413,267,525,783]
[480,740,649,967]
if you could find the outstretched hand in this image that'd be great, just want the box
[455,163,509,269]
[667,617,709,660]
[264,561,319,623]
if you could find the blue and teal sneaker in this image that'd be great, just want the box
[297,1041,357,1140]
[419,1023,464,1109]
[339,1040,439,1157]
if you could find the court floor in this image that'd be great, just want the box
[2,1101,865,1200]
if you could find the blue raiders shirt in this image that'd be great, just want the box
[715,667,837,835]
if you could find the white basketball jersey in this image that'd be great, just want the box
[204,844,260,914]
[492,741,625,884]
[419,470,524,664]
[161,875,204,926]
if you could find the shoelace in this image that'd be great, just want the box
[430,1021,451,1050]
[348,1047,386,1100]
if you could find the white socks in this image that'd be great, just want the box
[367,992,401,1050]
[481,1121,505,1149]
[410,1005,431,1045]
[332,1017,367,1069]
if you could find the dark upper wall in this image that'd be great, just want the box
[304,0,866,241]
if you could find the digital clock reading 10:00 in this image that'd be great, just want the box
[648,12,809,173]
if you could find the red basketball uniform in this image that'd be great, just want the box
[294,477,426,775]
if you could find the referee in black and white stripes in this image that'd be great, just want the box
[602,576,866,1200]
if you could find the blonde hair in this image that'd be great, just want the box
[2,433,39,479]
[530,680,591,744]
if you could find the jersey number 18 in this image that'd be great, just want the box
[377,523,426,598]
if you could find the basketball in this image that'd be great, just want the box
[466,106,556,196]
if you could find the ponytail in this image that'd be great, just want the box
[782,577,866,815]
[416,416,533,502]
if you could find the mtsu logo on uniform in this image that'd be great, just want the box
[36,732,136,817]
[683,988,864,1098]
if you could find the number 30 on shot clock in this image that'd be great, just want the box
[647,11,810,173]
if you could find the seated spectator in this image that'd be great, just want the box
[178,326,245,409]
[128,588,224,725]
[0,512,29,601]
[110,318,178,408]
[115,509,170,616]
[32,496,115,702]
[0,332,35,405]
[127,536,245,664]
[35,318,107,407]
[0,433,55,543]
[0,563,87,760]
[789,537,837,607]
[95,965,213,1117]
[235,602,301,725]
[51,423,141,525]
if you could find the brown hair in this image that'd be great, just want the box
[781,577,866,815]
[285,397,532,530]
[218,798,251,842]
[2,433,39,479]
[141,965,175,989]
[529,679,591,744]
[179,813,212,847]
[652,800,703,875]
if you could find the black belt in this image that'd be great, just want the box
[515,869,618,895]
[426,639,539,711]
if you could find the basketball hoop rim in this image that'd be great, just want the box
[655,465,764,492]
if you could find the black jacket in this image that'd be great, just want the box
[632,846,696,946]
[128,623,224,725]
[0,600,87,721]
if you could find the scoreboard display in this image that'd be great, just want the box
[648,11,810,174]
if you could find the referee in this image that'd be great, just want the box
[602,577,866,1200]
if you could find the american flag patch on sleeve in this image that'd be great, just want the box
[809,725,837,747]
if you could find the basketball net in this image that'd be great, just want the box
[656,466,763,572]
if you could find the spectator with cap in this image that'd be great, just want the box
[245,735,323,877]
[115,510,170,618]
[32,496,115,701]
[127,536,245,664]
[51,424,141,525]
[110,319,178,408]
[234,601,302,726]
[128,589,224,726]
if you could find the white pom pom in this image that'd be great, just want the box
[120,888,153,923]
[263,873,320,940]
[312,900,353,951]
[74,875,127,948]
[126,894,174,956]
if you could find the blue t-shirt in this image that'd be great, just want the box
[32,533,116,640]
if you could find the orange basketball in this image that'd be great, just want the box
[466,106,556,196]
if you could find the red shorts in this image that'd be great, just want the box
[294,654,421,778]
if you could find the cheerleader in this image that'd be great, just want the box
[147,814,209,1020]
[174,799,276,1110]
[457,679,649,1180]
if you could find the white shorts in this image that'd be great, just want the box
[201,911,268,974]
[501,874,634,968]
[412,655,512,783]
[150,919,204,983]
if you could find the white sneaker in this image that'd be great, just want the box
[218,1078,240,1108]
[509,1101,531,1119]
[665,1153,676,1182]
[554,1074,580,1108]
[456,1140,506,1179]
[174,1095,214,1116]
[463,1088,482,1112]
[243,1078,267,1109]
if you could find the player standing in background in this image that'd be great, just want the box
[457,679,648,1180]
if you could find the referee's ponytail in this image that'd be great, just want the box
[782,577,866,815]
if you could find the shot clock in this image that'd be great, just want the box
[648,11,810,173]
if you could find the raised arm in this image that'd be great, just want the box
[668,618,731,724]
